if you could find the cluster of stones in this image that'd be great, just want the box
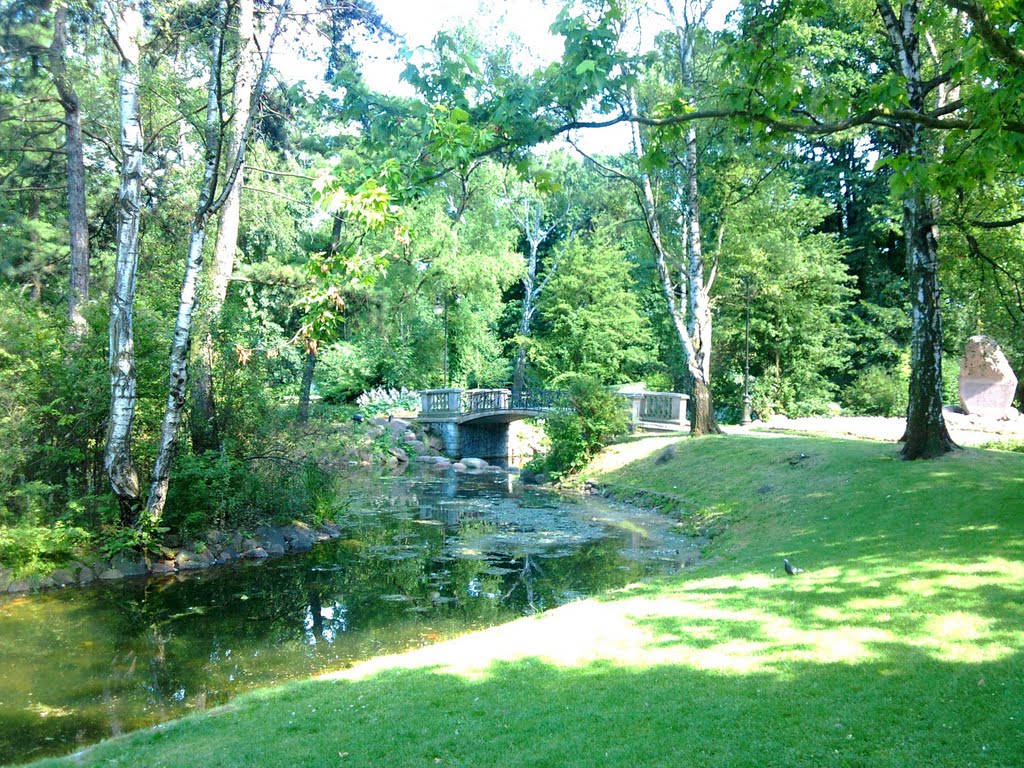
[416,455,497,472]
[0,520,343,595]
[362,416,445,467]
[362,415,500,473]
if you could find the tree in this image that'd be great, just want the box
[533,224,655,384]
[48,2,89,332]
[104,0,145,524]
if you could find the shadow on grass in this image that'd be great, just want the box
[36,644,1023,768]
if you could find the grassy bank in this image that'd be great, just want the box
[22,434,1024,768]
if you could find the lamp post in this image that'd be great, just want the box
[741,276,752,425]
[434,297,449,387]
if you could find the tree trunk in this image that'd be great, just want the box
[144,1,226,520]
[629,5,722,437]
[104,0,145,525]
[145,0,291,521]
[876,0,957,458]
[191,0,258,453]
[50,3,90,333]
[298,349,317,422]
[512,198,559,393]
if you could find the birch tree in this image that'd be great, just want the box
[103,0,144,524]
[144,0,291,521]
[191,0,259,452]
[875,0,956,458]
[510,193,567,393]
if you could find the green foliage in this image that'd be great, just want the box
[532,375,629,476]
[532,225,656,384]
[0,522,91,577]
[315,342,374,404]
[99,518,168,561]
[843,364,909,417]
[355,387,419,417]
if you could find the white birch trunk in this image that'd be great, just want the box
[192,0,259,452]
[104,0,144,524]
[877,0,957,458]
[145,0,291,520]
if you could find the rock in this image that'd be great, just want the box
[110,552,148,577]
[256,525,287,553]
[959,335,1019,416]
[520,468,538,484]
[402,430,418,443]
[431,460,452,470]
[388,446,409,463]
[406,440,426,453]
[262,540,286,557]
[282,522,316,552]
[49,569,76,587]
[8,579,31,593]
[98,568,123,580]
[217,546,239,563]
[417,455,443,463]
[243,546,268,559]
[0,569,11,592]
[149,561,176,575]
[230,532,245,550]
[76,566,95,585]
[386,418,411,435]
[176,550,212,571]
[206,530,227,547]
[461,457,489,469]
[427,434,445,451]
[367,425,385,439]
[319,521,342,537]
[452,462,468,472]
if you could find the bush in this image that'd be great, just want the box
[356,387,418,416]
[530,375,629,477]
[843,364,909,417]
[316,343,373,404]
[0,522,91,576]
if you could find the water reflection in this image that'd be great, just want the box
[0,469,692,764]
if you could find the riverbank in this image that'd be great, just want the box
[21,433,1024,768]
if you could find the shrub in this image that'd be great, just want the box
[0,522,91,576]
[843,364,909,417]
[356,386,418,416]
[316,343,373,404]
[530,375,629,476]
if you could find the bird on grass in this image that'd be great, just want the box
[783,558,804,576]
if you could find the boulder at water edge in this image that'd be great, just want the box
[959,335,1019,417]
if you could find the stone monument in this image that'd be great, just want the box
[958,335,1018,417]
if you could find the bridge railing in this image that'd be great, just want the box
[418,387,687,429]
[420,388,568,417]
[620,391,689,429]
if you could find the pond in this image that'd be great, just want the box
[0,469,696,765]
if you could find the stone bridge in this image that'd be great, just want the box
[415,387,690,461]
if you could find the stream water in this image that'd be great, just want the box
[0,468,694,765]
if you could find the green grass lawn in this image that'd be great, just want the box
[22,434,1024,768]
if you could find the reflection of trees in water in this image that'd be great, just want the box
[8,472,673,763]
